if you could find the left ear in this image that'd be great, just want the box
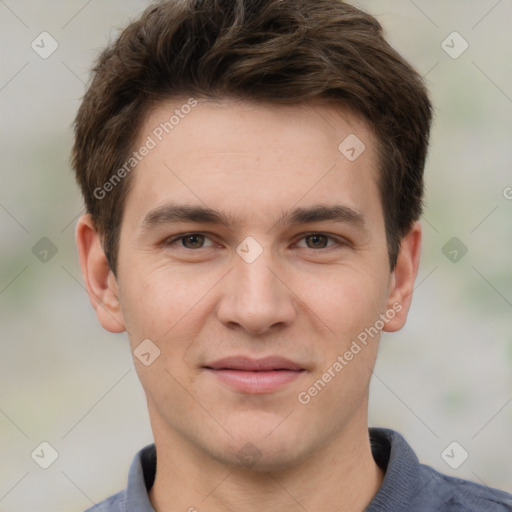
[382,221,422,332]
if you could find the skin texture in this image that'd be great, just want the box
[76,98,422,511]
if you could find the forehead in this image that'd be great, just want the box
[122,97,382,230]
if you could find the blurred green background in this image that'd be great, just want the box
[1,0,511,510]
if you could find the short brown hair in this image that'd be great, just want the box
[72,0,433,273]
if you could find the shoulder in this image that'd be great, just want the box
[368,428,512,512]
[83,489,126,512]
[82,444,156,512]
[417,463,512,511]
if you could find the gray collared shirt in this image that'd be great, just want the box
[85,428,512,511]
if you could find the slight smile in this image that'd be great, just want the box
[203,356,306,394]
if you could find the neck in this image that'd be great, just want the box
[148,420,384,512]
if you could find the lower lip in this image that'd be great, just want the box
[205,369,304,394]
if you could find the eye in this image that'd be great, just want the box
[295,233,340,249]
[163,232,344,251]
[164,233,215,249]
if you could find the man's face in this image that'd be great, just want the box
[89,98,415,470]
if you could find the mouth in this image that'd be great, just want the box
[203,356,306,394]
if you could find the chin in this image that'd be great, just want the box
[207,423,313,473]
[216,444,306,474]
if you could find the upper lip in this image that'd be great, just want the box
[203,356,304,371]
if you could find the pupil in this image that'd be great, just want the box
[184,235,203,248]
[308,234,326,248]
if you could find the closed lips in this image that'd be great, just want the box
[203,356,304,371]
[203,356,306,393]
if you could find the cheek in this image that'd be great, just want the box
[297,264,389,340]
[118,262,204,333]
[118,264,226,377]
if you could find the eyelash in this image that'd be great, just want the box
[162,232,345,251]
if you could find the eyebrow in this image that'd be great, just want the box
[139,203,366,232]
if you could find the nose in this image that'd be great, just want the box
[215,246,297,335]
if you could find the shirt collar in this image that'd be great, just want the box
[124,443,157,511]
[365,428,421,511]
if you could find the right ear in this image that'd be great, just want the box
[75,214,126,333]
